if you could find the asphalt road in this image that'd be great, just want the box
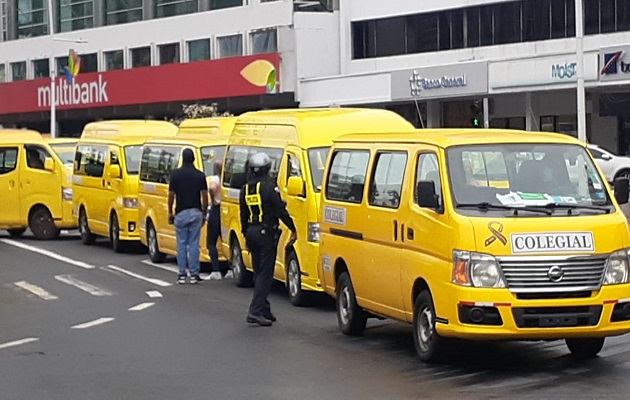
[1,231,630,399]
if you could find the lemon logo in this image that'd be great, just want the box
[240,60,277,94]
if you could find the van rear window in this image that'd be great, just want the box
[325,150,370,203]
[139,145,181,184]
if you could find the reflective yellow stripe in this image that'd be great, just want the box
[257,183,263,221]
[245,183,263,224]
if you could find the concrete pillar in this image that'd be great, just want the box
[93,0,104,27]
[7,0,16,40]
[525,92,540,131]
[426,100,441,128]
[144,0,154,20]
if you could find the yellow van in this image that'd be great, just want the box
[72,120,178,252]
[0,130,77,239]
[138,130,229,263]
[221,108,414,305]
[177,116,237,136]
[319,129,630,362]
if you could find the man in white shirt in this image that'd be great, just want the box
[207,160,231,280]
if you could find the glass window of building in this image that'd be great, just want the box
[11,61,26,81]
[1,0,7,41]
[494,3,521,44]
[104,50,124,70]
[158,43,180,64]
[80,53,98,72]
[217,34,242,58]
[32,58,49,78]
[56,56,67,76]
[251,28,277,54]
[155,0,197,18]
[131,46,151,68]
[374,18,404,57]
[406,13,438,53]
[187,39,210,62]
[104,0,143,25]
[210,0,242,10]
[59,0,93,32]
[0,64,5,82]
[16,0,49,38]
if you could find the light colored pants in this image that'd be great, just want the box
[174,208,203,277]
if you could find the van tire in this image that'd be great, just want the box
[287,251,307,306]
[110,213,126,253]
[79,208,96,245]
[147,221,166,263]
[336,272,367,336]
[7,228,27,237]
[413,290,447,363]
[566,338,605,359]
[29,207,60,240]
[231,239,252,287]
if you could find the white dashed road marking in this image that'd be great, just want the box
[71,317,115,330]
[146,290,162,298]
[0,239,95,269]
[54,275,112,296]
[103,265,172,287]
[141,259,179,274]
[0,338,40,350]
[14,281,58,300]
[128,302,155,311]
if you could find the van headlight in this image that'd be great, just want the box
[123,197,138,209]
[62,187,73,201]
[453,251,505,288]
[308,222,320,243]
[604,249,630,285]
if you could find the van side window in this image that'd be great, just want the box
[287,154,302,180]
[223,146,283,189]
[25,145,50,170]
[74,145,107,177]
[325,150,370,203]
[201,146,226,177]
[369,152,407,209]
[415,153,442,207]
[139,146,181,184]
[0,147,18,175]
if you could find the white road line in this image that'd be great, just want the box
[14,281,58,300]
[71,317,115,330]
[0,239,95,269]
[104,265,172,287]
[146,290,162,298]
[54,275,112,296]
[128,302,155,311]
[141,259,179,274]
[0,338,39,350]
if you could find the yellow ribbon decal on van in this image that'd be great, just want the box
[485,221,507,247]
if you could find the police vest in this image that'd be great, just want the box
[244,182,264,224]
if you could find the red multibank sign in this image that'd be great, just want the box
[0,53,280,115]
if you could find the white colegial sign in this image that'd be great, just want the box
[511,232,594,254]
[323,206,347,226]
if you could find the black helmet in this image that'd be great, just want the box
[249,152,271,176]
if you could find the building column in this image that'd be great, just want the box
[144,0,154,20]
[7,0,16,40]
[426,100,441,128]
[93,0,104,27]
[525,92,540,131]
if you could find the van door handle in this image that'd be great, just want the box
[407,227,415,241]
[102,179,106,187]
[393,220,398,241]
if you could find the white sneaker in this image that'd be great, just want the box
[224,270,234,279]
[209,272,222,280]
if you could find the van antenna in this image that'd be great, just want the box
[414,98,426,129]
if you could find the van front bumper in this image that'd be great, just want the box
[436,284,630,340]
[118,209,140,241]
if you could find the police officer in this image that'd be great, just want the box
[240,152,297,327]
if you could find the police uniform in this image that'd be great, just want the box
[240,154,296,326]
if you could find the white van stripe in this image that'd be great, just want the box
[0,239,95,269]
[104,265,172,287]
[128,302,155,311]
[71,317,114,329]
[14,281,58,300]
[54,275,112,296]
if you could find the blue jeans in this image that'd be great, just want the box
[174,208,203,277]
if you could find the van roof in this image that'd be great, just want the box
[143,133,228,147]
[334,129,585,148]
[81,120,178,140]
[233,108,414,148]
[0,129,44,142]
[46,138,78,145]
[177,117,236,136]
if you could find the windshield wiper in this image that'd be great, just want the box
[539,203,611,215]
[456,202,552,215]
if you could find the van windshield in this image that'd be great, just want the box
[446,143,613,212]
[307,147,330,192]
[124,145,143,174]
[49,143,77,167]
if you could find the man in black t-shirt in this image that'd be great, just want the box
[168,148,208,284]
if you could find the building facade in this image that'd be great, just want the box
[297,0,630,154]
[0,0,338,135]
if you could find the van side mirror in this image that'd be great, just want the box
[601,153,613,161]
[44,157,54,172]
[614,177,629,205]
[417,180,440,209]
[287,176,305,197]
[109,164,122,179]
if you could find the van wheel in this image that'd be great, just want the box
[336,272,367,336]
[231,239,253,287]
[147,221,166,263]
[29,207,60,240]
[79,208,96,245]
[413,290,447,363]
[7,228,27,238]
[110,213,126,253]
[287,251,307,306]
[566,338,605,359]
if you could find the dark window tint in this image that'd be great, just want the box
[25,145,50,170]
[375,17,405,57]
[551,0,567,38]
[325,150,370,203]
[0,147,19,174]
[222,146,283,189]
[584,0,600,34]
[466,8,480,46]
[523,0,550,41]
[494,2,521,45]
[415,153,442,207]
[407,13,438,53]
[74,144,107,177]
[159,43,180,64]
[140,145,181,184]
[80,53,98,73]
[600,0,616,33]
[479,5,494,46]
[131,47,151,68]
[210,0,242,10]
[368,152,407,209]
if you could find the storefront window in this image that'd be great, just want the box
[155,0,197,18]
[104,0,143,25]
[32,58,49,78]
[0,64,5,82]
[80,53,98,72]
[11,61,26,81]
[158,43,180,64]
[131,46,151,68]
[217,34,242,58]
[59,0,93,32]
[104,50,124,70]
[187,39,210,62]
[210,0,242,10]
[16,0,49,38]
[251,29,277,55]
